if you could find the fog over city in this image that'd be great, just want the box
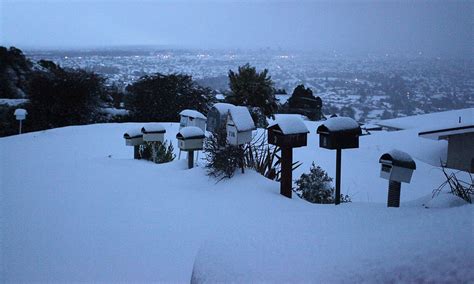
[1,0,472,57]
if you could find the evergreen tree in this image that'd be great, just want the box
[125,73,213,122]
[227,63,277,118]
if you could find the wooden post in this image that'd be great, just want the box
[335,148,342,205]
[152,142,157,163]
[188,150,194,169]
[387,180,401,207]
[241,145,245,174]
[19,119,22,134]
[134,145,140,159]
[280,147,293,198]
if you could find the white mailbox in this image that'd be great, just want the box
[141,124,166,143]
[226,106,256,145]
[179,109,207,132]
[123,128,144,146]
[14,108,27,120]
[379,150,416,183]
[176,126,205,151]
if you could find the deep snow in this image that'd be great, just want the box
[1,122,472,282]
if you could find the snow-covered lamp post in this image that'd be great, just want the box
[177,126,205,169]
[268,116,309,198]
[14,108,27,134]
[379,150,416,207]
[317,117,361,205]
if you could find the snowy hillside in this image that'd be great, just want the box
[1,122,472,282]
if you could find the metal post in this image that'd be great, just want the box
[387,180,401,207]
[280,147,293,198]
[335,148,342,205]
[19,119,22,134]
[134,145,140,159]
[188,150,194,169]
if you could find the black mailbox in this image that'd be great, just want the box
[267,117,309,148]
[317,117,361,149]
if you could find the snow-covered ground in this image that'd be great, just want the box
[1,122,472,282]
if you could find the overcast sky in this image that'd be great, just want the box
[0,0,472,57]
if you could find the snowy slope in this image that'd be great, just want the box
[1,123,472,282]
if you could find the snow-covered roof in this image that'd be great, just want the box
[418,123,474,140]
[379,149,416,169]
[14,108,27,116]
[141,123,166,134]
[317,117,360,133]
[0,99,28,107]
[179,109,207,120]
[123,128,143,139]
[376,108,473,131]
[268,116,309,135]
[227,106,256,132]
[212,103,235,115]
[176,126,205,139]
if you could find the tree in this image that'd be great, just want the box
[28,64,104,130]
[227,63,277,118]
[287,84,323,121]
[125,73,213,122]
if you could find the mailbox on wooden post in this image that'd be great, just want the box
[379,150,416,207]
[179,109,207,132]
[142,124,166,163]
[176,126,205,169]
[124,128,144,159]
[317,117,361,205]
[14,108,27,134]
[268,116,309,198]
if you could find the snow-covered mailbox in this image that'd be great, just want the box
[124,129,144,159]
[176,126,205,169]
[226,106,256,146]
[14,108,27,134]
[179,109,207,132]
[141,124,166,143]
[206,103,235,133]
[317,117,362,205]
[379,150,416,208]
[268,116,309,198]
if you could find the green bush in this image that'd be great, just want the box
[295,163,351,204]
[140,140,175,164]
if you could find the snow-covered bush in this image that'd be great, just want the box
[204,127,245,181]
[295,163,351,204]
[140,141,175,164]
[433,166,473,204]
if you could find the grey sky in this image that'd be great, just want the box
[0,0,472,57]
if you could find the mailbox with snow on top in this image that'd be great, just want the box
[268,116,309,198]
[226,106,256,146]
[179,109,207,132]
[379,150,416,208]
[317,116,361,205]
[124,128,144,159]
[14,108,27,134]
[176,126,205,169]
[141,124,166,163]
[206,103,235,133]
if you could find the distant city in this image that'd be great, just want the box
[26,48,474,123]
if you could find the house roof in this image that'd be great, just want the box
[227,106,256,132]
[124,128,143,139]
[268,116,309,135]
[141,123,166,134]
[418,123,474,140]
[179,109,207,120]
[317,117,361,135]
[176,126,205,139]
[379,149,416,169]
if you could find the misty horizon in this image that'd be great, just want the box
[1,0,472,58]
